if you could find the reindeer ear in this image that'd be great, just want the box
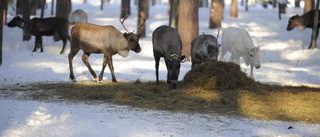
[123,33,130,39]
[180,55,186,62]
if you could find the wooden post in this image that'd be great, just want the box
[310,0,319,49]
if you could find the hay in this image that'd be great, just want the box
[183,60,257,90]
[3,61,320,123]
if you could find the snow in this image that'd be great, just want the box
[1,0,320,136]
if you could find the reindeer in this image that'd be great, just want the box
[152,25,185,89]
[287,9,320,49]
[219,27,261,79]
[191,32,221,68]
[68,16,145,82]
[69,9,88,25]
[7,16,70,54]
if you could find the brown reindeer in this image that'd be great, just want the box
[69,16,145,82]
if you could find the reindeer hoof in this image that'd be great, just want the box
[70,79,77,82]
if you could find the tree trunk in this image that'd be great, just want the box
[0,2,4,66]
[178,0,198,61]
[51,0,54,16]
[199,0,208,7]
[137,0,148,37]
[120,0,131,18]
[209,0,223,29]
[40,0,46,18]
[295,0,300,7]
[304,0,314,13]
[152,0,157,6]
[310,0,319,49]
[0,10,2,66]
[21,0,31,41]
[169,0,179,28]
[16,0,21,15]
[230,0,238,18]
[56,0,71,20]
[101,0,108,10]
[2,9,7,25]
[245,0,248,11]
[30,0,37,15]
[0,0,10,65]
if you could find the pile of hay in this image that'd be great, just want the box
[183,60,258,90]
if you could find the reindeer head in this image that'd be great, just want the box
[287,15,305,31]
[165,54,185,89]
[248,46,261,69]
[7,16,25,28]
[205,42,221,60]
[120,16,146,53]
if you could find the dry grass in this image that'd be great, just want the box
[2,60,320,123]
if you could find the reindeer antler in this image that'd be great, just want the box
[119,16,130,33]
[137,18,147,31]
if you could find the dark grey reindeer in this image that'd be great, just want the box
[7,16,70,54]
[191,32,221,68]
[68,16,144,82]
[287,9,320,49]
[152,25,185,89]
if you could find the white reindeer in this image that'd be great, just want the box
[219,27,261,79]
[68,9,88,25]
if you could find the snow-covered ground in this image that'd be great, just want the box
[1,0,320,136]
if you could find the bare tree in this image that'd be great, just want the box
[0,0,11,65]
[30,0,37,15]
[304,0,314,13]
[199,0,208,7]
[56,0,71,20]
[152,0,157,6]
[137,0,148,37]
[120,0,131,18]
[169,0,179,28]
[21,0,31,41]
[178,0,199,61]
[295,0,301,7]
[310,0,320,49]
[209,0,223,29]
[230,0,238,18]
[51,0,54,16]
[40,0,46,18]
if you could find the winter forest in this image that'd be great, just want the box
[0,0,320,136]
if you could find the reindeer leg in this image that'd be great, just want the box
[250,65,254,79]
[105,54,117,82]
[154,53,160,84]
[98,55,107,82]
[33,36,39,52]
[60,38,67,54]
[39,36,43,52]
[82,52,98,81]
[68,41,80,82]
[219,47,227,61]
[69,31,80,82]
